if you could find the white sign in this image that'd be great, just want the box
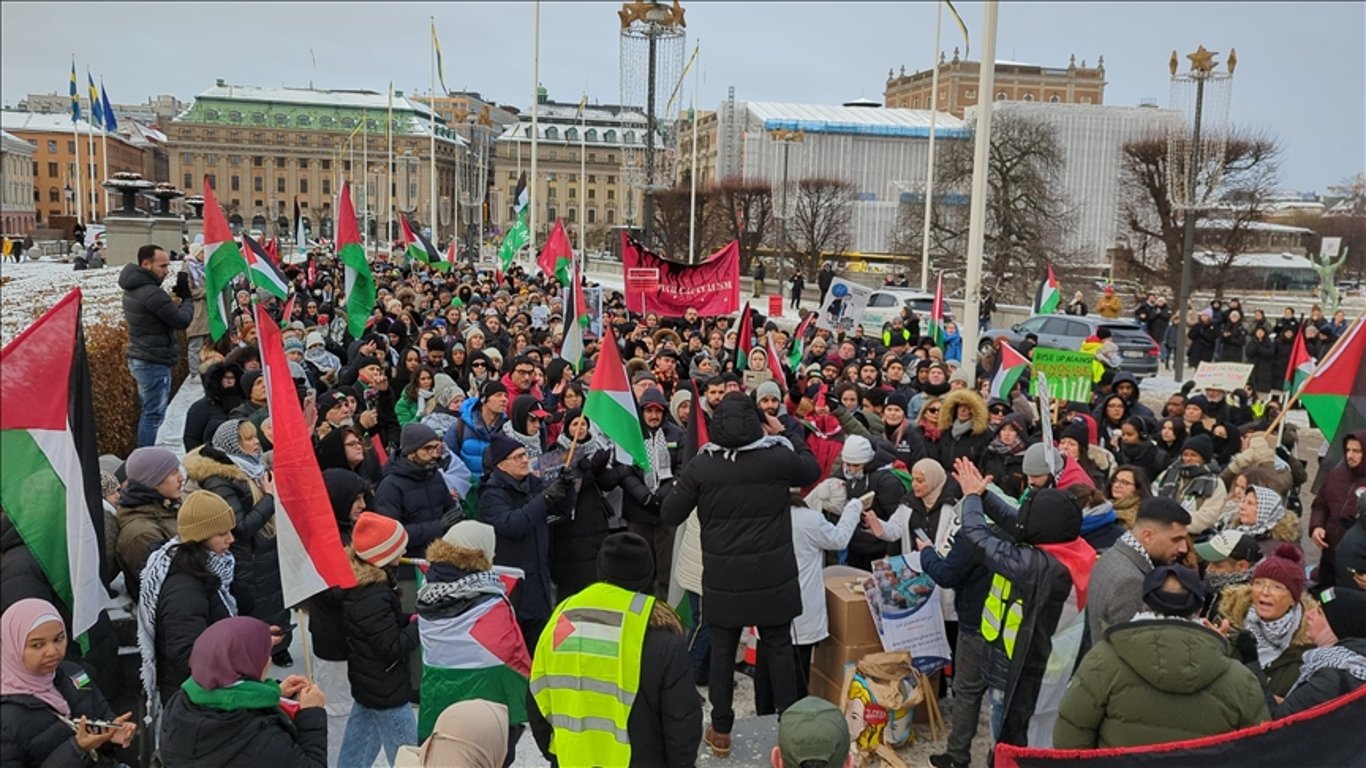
[1193,361,1254,392]
[863,553,953,672]
[817,277,873,334]
[1321,237,1343,259]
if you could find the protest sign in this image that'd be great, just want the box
[817,278,873,334]
[1030,348,1094,401]
[863,553,953,673]
[1192,362,1253,392]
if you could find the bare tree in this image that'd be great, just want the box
[787,177,855,277]
[649,185,711,262]
[707,176,773,271]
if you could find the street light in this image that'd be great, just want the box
[769,128,805,274]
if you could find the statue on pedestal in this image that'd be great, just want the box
[1313,245,1350,313]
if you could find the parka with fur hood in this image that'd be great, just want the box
[936,389,992,472]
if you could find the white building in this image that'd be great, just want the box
[1,130,37,234]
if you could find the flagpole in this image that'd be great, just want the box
[99,80,110,216]
[1264,308,1366,436]
[919,1,944,291]
[958,0,998,375]
[579,93,587,256]
[529,0,541,261]
[85,69,97,221]
[688,43,701,263]
[71,77,84,225]
[429,16,438,248]
[362,108,368,255]
[387,83,394,257]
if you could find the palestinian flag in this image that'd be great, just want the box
[498,172,530,272]
[0,289,107,641]
[443,238,459,272]
[256,305,357,609]
[682,381,708,463]
[734,302,754,371]
[202,177,248,341]
[929,271,946,347]
[765,333,788,392]
[538,219,574,286]
[417,589,530,739]
[1298,312,1366,446]
[242,234,291,300]
[584,324,652,470]
[1283,325,1314,398]
[990,341,1030,400]
[337,181,376,339]
[559,257,586,370]
[548,605,627,656]
[1033,263,1061,314]
[399,216,440,267]
[292,197,309,265]
[788,311,815,371]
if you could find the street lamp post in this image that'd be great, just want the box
[769,129,805,275]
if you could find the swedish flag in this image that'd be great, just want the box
[87,72,102,129]
[431,21,448,95]
[69,60,81,122]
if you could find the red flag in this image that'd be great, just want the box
[444,238,459,271]
[538,219,574,284]
[683,381,709,462]
[264,236,279,263]
[255,305,357,607]
[765,333,787,392]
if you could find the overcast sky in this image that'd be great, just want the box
[3,1,1361,191]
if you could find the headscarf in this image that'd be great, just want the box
[419,700,510,768]
[1237,485,1287,538]
[212,418,265,481]
[912,458,947,510]
[1,599,70,715]
[188,616,273,690]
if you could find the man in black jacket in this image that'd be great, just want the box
[120,244,194,446]
[528,532,703,767]
[660,392,821,757]
[374,424,462,556]
[618,389,684,597]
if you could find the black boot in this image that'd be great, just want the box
[930,753,970,768]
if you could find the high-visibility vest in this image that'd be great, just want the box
[980,573,1025,659]
[530,582,653,768]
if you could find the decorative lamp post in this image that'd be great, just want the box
[184,195,205,219]
[619,0,686,246]
[102,172,153,214]
[145,182,186,217]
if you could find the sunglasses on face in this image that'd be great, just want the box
[990,407,1009,415]
[926,407,941,414]
[471,361,487,368]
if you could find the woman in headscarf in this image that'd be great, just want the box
[864,458,961,558]
[545,408,618,598]
[158,617,328,767]
[502,395,547,464]
[1232,484,1299,559]
[397,700,510,768]
[317,425,384,488]
[1,599,135,767]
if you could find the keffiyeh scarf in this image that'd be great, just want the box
[1245,602,1302,669]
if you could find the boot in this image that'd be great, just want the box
[704,725,731,757]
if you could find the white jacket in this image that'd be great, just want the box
[791,500,862,645]
[672,510,704,596]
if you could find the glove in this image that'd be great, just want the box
[440,507,464,531]
[1232,630,1260,665]
[543,475,574,505]
[173,270,193,300]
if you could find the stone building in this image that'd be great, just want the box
[0,111,146,226]
[884,52,1106,117]
[0,130,37,234]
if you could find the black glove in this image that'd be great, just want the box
[543,474,574,505]
[173,270,193,299]
[1231,630,1260,665]
[440,507,464,531]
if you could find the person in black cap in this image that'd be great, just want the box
[1272,587,1366,717]
[527,532,703,767]
[374,423,463,556]
[1153,432,1227,534]
[1055,564,1268,748]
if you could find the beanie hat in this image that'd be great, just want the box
[399,423,440,455]
[1184,433,1214,463]
[99,470,120,498]
[755,380,783,403]
[597,532,655,593]
[841,435,875,465]
[1318,587,1366,639]
[125,446,181,489]
[479,380,508,400]
[1022,442,1055,476]
[1185,395,1210,414]
[1253,544,1306,602]
[949,367,974,387]
[178,491,237,543]
[284,337,305,354]
[485,433,523,467]
[442,520,496,564]
[639,388,668,411]
[351,512,408,567]
[305,331,326,349]
[317,389,350,415]
[886,392,909,413]
[1060,421,1090,448]
[1141,564,1206,617]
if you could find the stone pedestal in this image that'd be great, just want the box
[183,218,204,248]
[149,217,186,256]
[102,214,156,267]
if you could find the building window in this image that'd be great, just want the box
[299,179,309,194]
[341,117,356,129]
[205,109,219,121]
[276,157,287,167]
[299,159,309,169]
[587,208,596,224]
[68,141,75,153]
[366,119,377,131]
[228,111,242,123]
[320,137,331,148]
[607,154,615,164]
[274,114,289,126]
[585,128,598,142]
[254,200,264,209]
[607,189,616,201]
[547,187,557,198]
[206,154,217,164]
[47,140,57,153]
[568,208,576,222]
[49,187,59,203]
[565,128,578,142]
[996,92,1008,101]
[231,175,240,191]
[253,156,263,166]
[228,155,241,166]
[252,113,265,124]
[322,179,331,195]
[277,178,286,193]
[588,188,596,200]
[254,177,263,192]
[1082,97,1093,104]
[181,152,191,165]
[206,130,217,140]
[297,115,311,127]
[184,174,193,189]
[547,207,556,221]
[588,174,597,183]
[206,174,216,189]
[966,90,977,99]
[1049,95,1061,103]
[607,209,616,224]
[321,159,331,170]
[568,187,576,199]
[623,131,636,145]
[604,130,617,143]
[47,162,58,176]
[321,116,334,128]
[1023,94,1034,102]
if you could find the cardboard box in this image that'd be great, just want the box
[807,663,844,706]
[811,636,885,680]
[824,572,879,645]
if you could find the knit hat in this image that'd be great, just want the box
[1185,395,1210,414]
[352,355,384,375]
[596,532,654,593]
[841,435,875,465]
[177,491,236,543]
[352,512,408,567]
[1022,442,1056,477]
[399,423,440,455]
[639,388,668,412]
[485,433,523,467]
[99,470,120,498]
[284,337,305,354]
[949,367,974,388]
[886,392,909,413]
[305,331,326,349]
[755,380,783,403]
[1141,564,1206,617]
[442,520,496,564]
[479,380,508,400]
[124,446,181,489]
[1183,433,1214,463]
[777,697,851,768]
[1318,587,1366,639]
[1060,421,1090,448]
[318,389,350,415]
[1252,543,1306,602]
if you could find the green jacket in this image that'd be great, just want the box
[1217,584,1314,698]
[1055,618,1268,749]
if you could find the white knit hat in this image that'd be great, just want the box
[442,520,496,564]
[841,435,875,465]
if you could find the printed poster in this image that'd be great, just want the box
[863,553,953,673]
[817,278,873,334]
[582,287,604,338]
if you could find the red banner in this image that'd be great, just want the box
[620,232,740,317]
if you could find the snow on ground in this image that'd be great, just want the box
[1,260,130,345]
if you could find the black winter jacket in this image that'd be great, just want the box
[616,423,684,527]
[0,662,117,768]
[1271,637,1366,718]
[528,598,702,768]
[920,526,992,631]
[155,564,240,704]
[842,464,910,562]
[119,263,193,366]
[374,454,460,556]
[158,688,327,767]
[183,363,244,452]
[660,395,821,628]
[304,468,369,660]
[479,469,575,624]
[341,555,419,709]
[550,447,622,599]
[1245,336,1277,393]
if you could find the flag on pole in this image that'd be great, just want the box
[86,72,101,129]
[1033,263,1061,314]
[100,80,117,133]
[559,258,586,370]
[1298,313,1366,446]
[788,312,815,371]
[256,305,357,608]
[499,172,530,272]
[1283,325,1315,399]
[263,235,279,263]
[734,302,754,370]
[0,289,108,642]
[682,381,709,463]
[990,341,1030,400]
[432,21,449,95]
[943,0,971,57]
[69,60,80,122]
[765,333,788,392]
[538,219,574,285]
[399,216,439,266]
[929,271,946,346]
[293,197,309,264]
[243,235,291,300]
[443,238,459,272]
[202,177,248,341]
[584,324,652,471]
[337,180,377,339]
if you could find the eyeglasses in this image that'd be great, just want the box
[1111,477,1134,487]
[990,407,1009,415]
[926,407,941,414]
[471,361,487,368]
[514,368,535,376]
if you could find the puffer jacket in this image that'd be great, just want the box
[1271,637,1366,717]
[183,448,283,625]
[341,552,419,709]
[1216,585,1314,698]
[478,468,575,624]
[183,362,244,452]
[373,454,461,556]
[0,661,118,768]
[113,481,180,601]
[935,389,993,472]
[660,395,821,628]
[445,396,505,478]
[158,686,327,767]
[1054,619,1268,748]
[155,560,239,704]
[120,263,193,366]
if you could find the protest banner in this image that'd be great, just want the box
[863,553,953,674]
[1030,348,1094,401]
[817,278,873,334]
[1192,362,1253,392]
[582,287,604,337]
[620,232,740,316]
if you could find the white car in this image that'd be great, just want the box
[861,288,952,333]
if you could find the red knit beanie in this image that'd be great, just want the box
[351,512,408,568]
[1252,543,1306,602]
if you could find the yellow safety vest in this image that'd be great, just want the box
[530,582,653,768]
[980,573,1025,659]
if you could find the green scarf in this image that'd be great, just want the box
[182,677,282,712]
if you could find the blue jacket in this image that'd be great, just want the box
[445,397,505,478]
[943,327,963,364]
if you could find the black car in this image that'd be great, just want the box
[981,314,1160,378]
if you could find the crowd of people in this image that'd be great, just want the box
[3,239,1365,768]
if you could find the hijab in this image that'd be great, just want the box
[913,458,947,510]
[1,599,70,715]
[212,418,265,481]
[419,700,509,768]
[188,616,273,690]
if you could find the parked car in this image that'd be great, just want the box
[861,288,954,333]
[981,314,1160,379]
